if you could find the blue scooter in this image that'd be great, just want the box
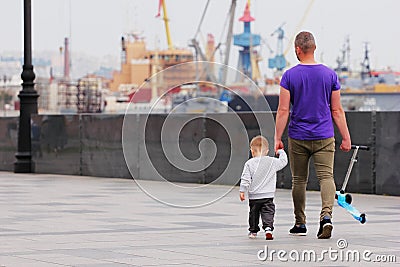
[335,145,369,224]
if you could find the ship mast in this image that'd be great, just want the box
[361,42,372,81]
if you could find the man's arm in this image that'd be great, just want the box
[331,90,351,152]
[274,87,290,153]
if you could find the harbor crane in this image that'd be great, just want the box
[283,0,315,57]
[156,0,173,50]
[189,0,219,83]
[233,0,261,81]
[268,23,287,71]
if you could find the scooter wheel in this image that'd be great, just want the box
[345,194,352,204]
[360,213,366,224]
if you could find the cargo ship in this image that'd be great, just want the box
[335,40,400,111]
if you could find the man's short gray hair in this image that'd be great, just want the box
[295,31,316,53]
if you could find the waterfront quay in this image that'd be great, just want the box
[0,172,399,266]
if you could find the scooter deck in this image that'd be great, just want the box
[336,191,366,224]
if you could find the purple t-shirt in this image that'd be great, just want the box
[280,64,340,140]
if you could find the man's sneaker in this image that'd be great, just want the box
[248,232,257,239]
[289,224,307,236]
[265,227,274,240]
[317,216,333,239]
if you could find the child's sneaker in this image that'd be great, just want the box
[248,232,257,239]
[265,227,274,240]
[317,216,333,239]
[289,224,307,236]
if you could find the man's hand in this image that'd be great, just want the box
[274,138,284,154]
[340,138,351,152]
[240,192,245,201]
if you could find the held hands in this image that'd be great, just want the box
[240,192,245,201]
[274,138,284,154]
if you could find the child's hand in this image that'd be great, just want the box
[240,192,245,201]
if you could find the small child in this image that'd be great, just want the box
[240,135,287,240]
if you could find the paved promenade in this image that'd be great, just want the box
[0,172,399,266]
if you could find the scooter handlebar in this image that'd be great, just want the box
[351,145,370,151]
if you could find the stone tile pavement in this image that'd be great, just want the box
[0,172,399,266]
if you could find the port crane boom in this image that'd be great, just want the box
[156,0,173,50]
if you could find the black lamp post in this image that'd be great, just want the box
[14,0,39,173]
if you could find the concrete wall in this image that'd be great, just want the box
[0,112,399,196]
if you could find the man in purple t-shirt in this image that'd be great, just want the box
[274,31,351,239]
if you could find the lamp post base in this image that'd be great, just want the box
[14,152,35,173]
